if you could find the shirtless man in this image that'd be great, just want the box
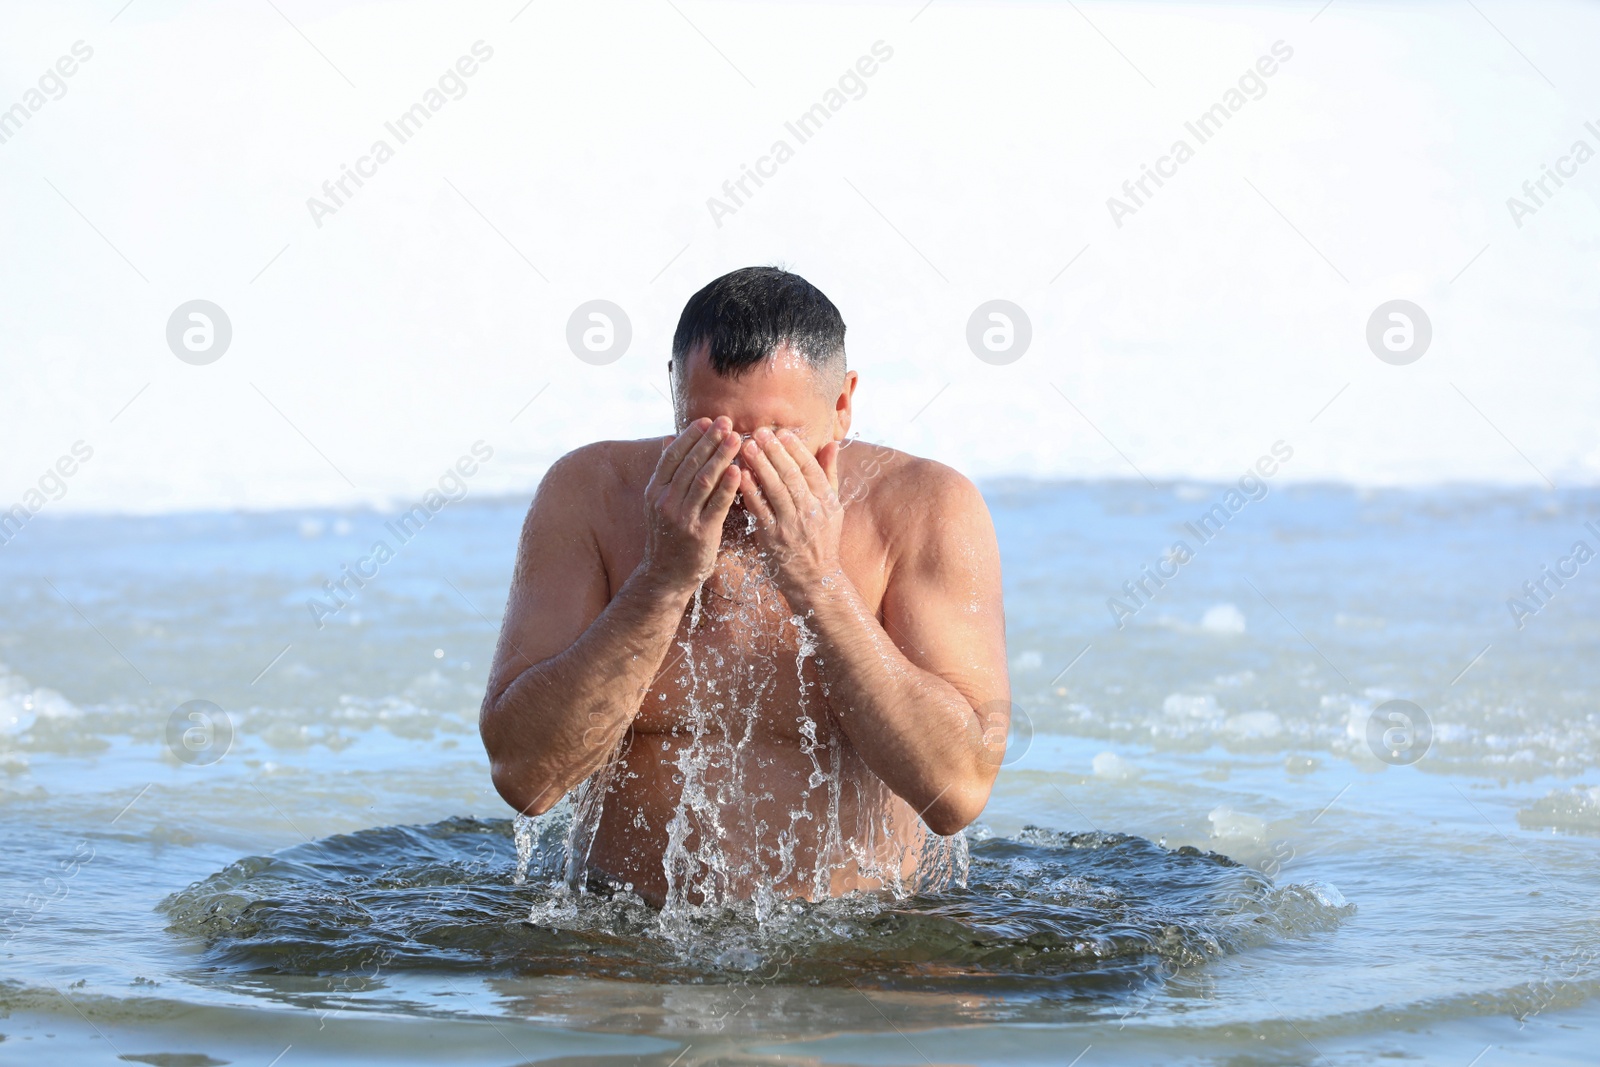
[479,267,1008,906]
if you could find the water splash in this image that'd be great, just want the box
[512,812,535,885]
[159,816,1356,1015]
[520,532,968,954]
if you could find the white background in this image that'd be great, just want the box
[3,0,1597,513]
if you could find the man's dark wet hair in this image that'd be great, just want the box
[671,266,846,383]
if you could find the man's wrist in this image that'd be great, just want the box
[627,561,700,610]
[780,563,855,618]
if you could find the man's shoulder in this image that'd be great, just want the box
[540,437,662,490]
[844,443,989,536]
[843,444,996,590]
[531,438,664,519]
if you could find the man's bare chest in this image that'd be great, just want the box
[604,498,883,737]
[629,537,821,737]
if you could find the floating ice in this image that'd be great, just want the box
[1299,881,1349,909]
[0,664,79,739]
[1200,603,1247,634]
[1164,693,1221,720]
[1224,710,1282,739]
[1517,786,1600,834]
[1208,805,1267,844]
[1011,650,1043,672]
[1092,751,1140,781]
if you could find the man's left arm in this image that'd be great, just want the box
[738,429,1009,835]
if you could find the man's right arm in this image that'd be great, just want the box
[479,417,742,816]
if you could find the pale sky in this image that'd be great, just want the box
[3,0,1597,513]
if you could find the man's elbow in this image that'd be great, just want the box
[488,759,561,818]
[920,781,991,837]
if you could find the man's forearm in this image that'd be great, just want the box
[788,572,990,833]
[482,567,692,814]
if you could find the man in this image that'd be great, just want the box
[479,266,1008,907]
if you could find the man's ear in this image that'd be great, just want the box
[666,360,679,425]
[833,370,858,440]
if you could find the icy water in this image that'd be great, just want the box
[1,483,1598,1065]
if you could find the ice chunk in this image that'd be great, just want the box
[1163,693,1220,719]
[1011,650,1043,672]
[1092,751,1140,781]
[1208,805,1267,843]
[1200,603,1246,634]
[1224,710,1282,739]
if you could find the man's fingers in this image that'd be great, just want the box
[760,430,812,507]
[739,468,776,528]
[649,417,712,492]
[778,431,833,500]
[667,418,733,509]
[703,464,741,523]
[742,438,795,522]
[680,428,742,513]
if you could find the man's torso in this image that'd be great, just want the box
[574,436,931,905]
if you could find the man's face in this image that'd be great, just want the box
[674,342,855,456]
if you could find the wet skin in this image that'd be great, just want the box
[479,344,1009,905]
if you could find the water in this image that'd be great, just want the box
[157,817,1347,999]
[2,483,1598,1065]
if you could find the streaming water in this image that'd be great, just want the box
[518,531,967,953]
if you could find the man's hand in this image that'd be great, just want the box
[738,427,845,605]
[641,416,742,593]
